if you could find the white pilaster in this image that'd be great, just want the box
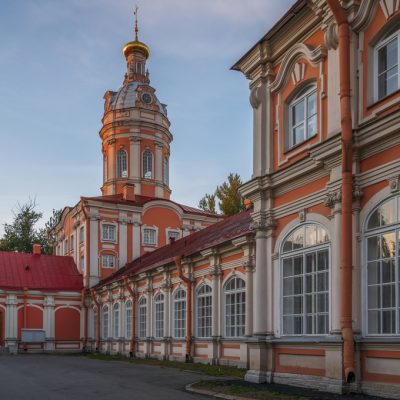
[89,218,99,287]
[132,222,141,260]
[119,219,127,268]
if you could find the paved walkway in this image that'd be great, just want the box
[0,354,209,400]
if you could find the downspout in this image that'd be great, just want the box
[90,289,101,351]
[23,287,28,351]
[81,289,88,351]
[326,0,355,383]
[124,277,137,357]
[173,256,192,361]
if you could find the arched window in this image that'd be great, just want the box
[113,303,120,338]
[125,301,132,339]
[102,305,109,339]
[163,157,169,186]
[224,276,245,337]
[154,293,164,339]
[197,284,212,338]
[136,62,143,75]
[142,150,153,179]
[374,29,399,101]
[288,85,317,149]
[93,308,97,339]
[173,289,186,338]
[281,223,330,335]
[137,297,147,339]
[365,195,400,335]
[117,149,128,178]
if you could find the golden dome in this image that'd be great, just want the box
[123,40,150,59]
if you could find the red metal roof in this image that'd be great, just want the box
[82,193,220,218]
[97,210,252,287]
[0,252,83,292]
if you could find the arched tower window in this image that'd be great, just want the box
[224,276,245,337]
[163,157,169,186]
[117,149,128,178]
[365,195,400,335]
[143,150,153,179]
[281,223,330,335]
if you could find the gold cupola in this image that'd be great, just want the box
[123,6,150,59]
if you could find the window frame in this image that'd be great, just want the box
[101,223,117,243]
[166,229,180,243]
[196,284,212,338]
[373,30,400,103]
[280,223,331,337]
[224,276,246,338]
[137,297,147,339]
[116,149,128,178]
[101,254,116,269]
[113,303,120,339]
[142,149,153,180]
[143,227,157,246]
[154,292,165,339]
[102,305,109,339]
[125,300,132,339]
[364,195,400,336]
[287,85,318,150]
[173,288,186,339]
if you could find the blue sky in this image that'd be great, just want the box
[0,0,293,233]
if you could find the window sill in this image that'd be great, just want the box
[283,133,318,155]
[367,88,400,110]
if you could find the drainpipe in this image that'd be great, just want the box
[81,289,88,351]
[124,277,137,357]
[326,0,355,383]
[173,256,192,361]
[90,289,101,351]
[23,287,28,352]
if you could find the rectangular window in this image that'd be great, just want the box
[79,226,85,243]
[167,230,180,243]
[70,235,74,251]
[102,254,115,268]
[377,34,399,100]
[174,297,186,338]
[79,256,85,270]
[143,228,156,246]
[154,298,164,339]
[102,224,116,242]
[63,240,68,255]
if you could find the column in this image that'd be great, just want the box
[44,296,55,351]
[5,294,17,353]
[108,139,116,194]
[132,221,141,260]
[89,217,99,287]
[244,262,254,337]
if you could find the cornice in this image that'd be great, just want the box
[350,0,379,32]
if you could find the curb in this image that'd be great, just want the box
[185,382,253,400]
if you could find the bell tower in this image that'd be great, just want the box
[100,7,172,199]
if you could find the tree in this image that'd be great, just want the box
[38,208,63,255]
[198,193,216,214]
[198,173,245,217]
[0,200,43,253]
[0,201,62,255]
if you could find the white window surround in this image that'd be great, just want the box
[224,276,246,338]
[142,149,153,180]
[280,223,330,336]
[154,292,164,339]
[102,254,116,269]
[173,288,186,339]
[101,223,117,243]
[287,86,317,150]
[113,303,120,338]
[373,29,400,102]
[125,300,132,339]
[142,226,158,247]
[364,194,400,336]
[137,297,147,339]
[116,149,128,178]
[166,229,181,243]
[196,284,212,338]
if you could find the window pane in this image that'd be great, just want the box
[292,227,304,249]
[367,236,380,261]
[381,199,396,226]
[293,125,304,146]
[305,224,316,247]
[283,258,293,277]
[368,286,380,309]
[382,233,395,258]
[368,310,379,334]
[368,261,380,285]
[378,38,398,73]
[307,92,316,117]
[307,115,317,137]
[382,310,395,334]
[293,100,305,125]
[368,209,380,229]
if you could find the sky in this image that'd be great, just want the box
[0,0,294,234]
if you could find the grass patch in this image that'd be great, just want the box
[191,380,307,400]
[82,353,246,378]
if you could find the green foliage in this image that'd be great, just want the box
[0,200,62,255]
[198,193,216,214]
[199,173,245,216]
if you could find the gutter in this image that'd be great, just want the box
[326,0,355,384]
[173,256,193,361]
[124,277,137,357]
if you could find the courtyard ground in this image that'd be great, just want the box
[0,354,387,400]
